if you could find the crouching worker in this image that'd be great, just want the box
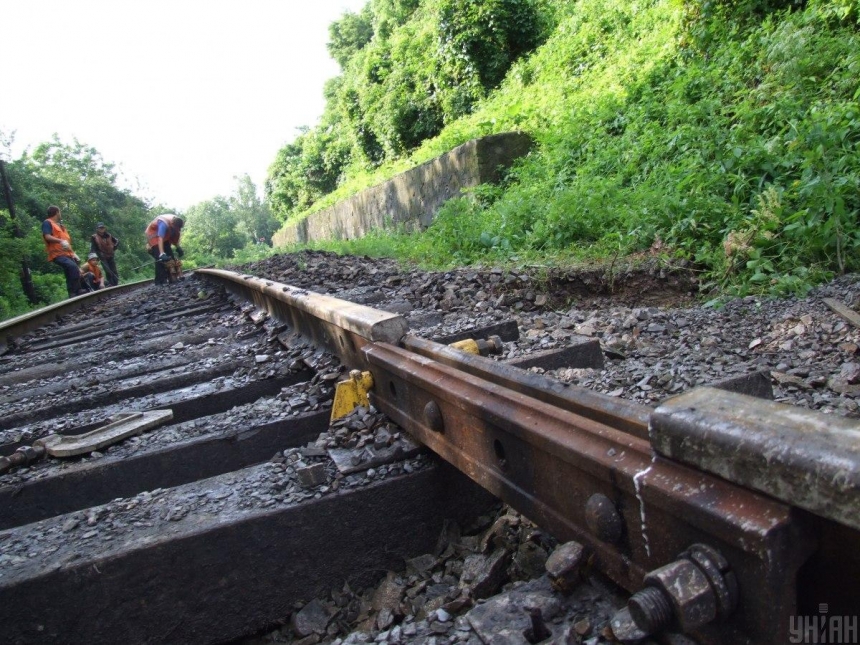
[80,253,104,291]
[144,213,184,285]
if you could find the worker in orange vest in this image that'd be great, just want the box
[41,205,85,297]
[80,253,105,291]
[144,213,184,285]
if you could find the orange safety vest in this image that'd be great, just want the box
[145,214,182,249]
[44,219,75,262]
[81,260,103,284]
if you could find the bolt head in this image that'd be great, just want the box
[545,541,585,593]
[423,400,444,433]
[585,493,623,544]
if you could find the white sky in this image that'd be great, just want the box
[2,0,368,211]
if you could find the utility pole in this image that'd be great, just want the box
[0,160,39,305]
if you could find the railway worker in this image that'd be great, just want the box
[89,222,120,287]
[42,205,85,298]
[144,213,184,286]
[79,253,105,291]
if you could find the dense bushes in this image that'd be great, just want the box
[304,0,859,296]
[484,0,858,294]
[266,127,350,221]
[266,0,549,223]
[437,0,544,90]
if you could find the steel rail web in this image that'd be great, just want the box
[195,270,857,644]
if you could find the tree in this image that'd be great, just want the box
[328,6,374,69]
[183,197,241,257]
[184,176,277,259]
[230,174,279,244]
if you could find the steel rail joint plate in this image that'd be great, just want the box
[197,269,409,368]
[362,342,815,645]
[35,410,174,457]
[651,386,860,531]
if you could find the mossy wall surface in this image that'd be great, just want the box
[273,132,533,247]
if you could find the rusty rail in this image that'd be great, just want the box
[188,269,860,643]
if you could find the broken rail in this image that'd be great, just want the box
[193,268,860,645]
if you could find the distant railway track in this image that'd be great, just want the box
[0,266,857,645]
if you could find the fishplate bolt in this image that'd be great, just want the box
[621,544,738,637]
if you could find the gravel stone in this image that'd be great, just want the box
[6,251,860,645]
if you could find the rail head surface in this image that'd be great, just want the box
[197,269,409,349]
[652,386,860,531]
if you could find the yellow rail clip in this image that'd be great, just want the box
[450,335,503,357]
[450,339,481,355]
[331,370,375,422]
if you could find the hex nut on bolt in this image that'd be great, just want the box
[644,558,717,632]
[622,544,737,637]
[682,543,738,618]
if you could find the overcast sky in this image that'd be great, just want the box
[2,0,368,210]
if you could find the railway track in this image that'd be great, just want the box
[0,262,858,645]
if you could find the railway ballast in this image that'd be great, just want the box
[0,252,857,645]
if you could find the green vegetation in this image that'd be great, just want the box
[271,0,860,296]
[266,0,553,222]
[3,0,858,321]
[181,174,279,267]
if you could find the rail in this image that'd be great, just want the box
[2,268,856,644]
[0,279,152,353]
[193,269,859,645]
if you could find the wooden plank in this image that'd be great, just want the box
[823,297,860,329]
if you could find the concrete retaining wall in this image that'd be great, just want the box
[273,132,533,247]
